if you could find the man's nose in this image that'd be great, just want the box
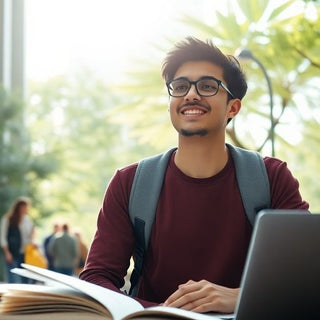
[185,84,200,100]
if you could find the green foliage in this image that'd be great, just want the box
[275,118,320,212]
[111,60,177,149]
[296,121,320,212]
[26,71,159,243]
[0,87,58,217]
[237,0,269,22]
[109,0,320,154]
[267,1,296,22]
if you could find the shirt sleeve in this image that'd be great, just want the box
[80,167,136,290]
[264,157,309,210]
[80,166,158,308]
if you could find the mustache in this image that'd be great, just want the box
[178,101,211,112]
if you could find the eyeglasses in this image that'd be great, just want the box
[166,76,234,99]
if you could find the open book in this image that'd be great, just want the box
[0,264,228,320]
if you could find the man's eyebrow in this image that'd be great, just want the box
[198,76,220,80]
[172,76,219,81]
[171,76,188,81]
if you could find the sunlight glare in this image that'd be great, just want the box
[26,0,227,82]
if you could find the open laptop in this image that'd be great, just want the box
[230,209,319,320]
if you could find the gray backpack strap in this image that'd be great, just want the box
[129,148,176,249]
[128,148,176,295]
[227,143,271,225]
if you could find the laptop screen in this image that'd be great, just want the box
[234,209,319,320]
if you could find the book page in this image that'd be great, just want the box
[0,283,109,320]
[10,265,232,320]
[0,311,107,320]
[0,283,231,320]
[11,268,70,287]
[124,305,225,320]
[0,284,107,315]
[20,264,143,320]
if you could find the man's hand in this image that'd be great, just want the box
[163,280,239,314]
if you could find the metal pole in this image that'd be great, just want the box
[237,49,275,157]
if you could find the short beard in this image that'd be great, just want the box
[180,129,208,137]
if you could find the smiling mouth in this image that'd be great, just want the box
[181,108,206,115]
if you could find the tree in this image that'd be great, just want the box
[111,0,320,153]
[0,87,58,216]
[0,87,28,213]
[26,70,158,242]
[0,86,60,281]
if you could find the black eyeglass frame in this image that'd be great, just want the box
[166,76,235,99]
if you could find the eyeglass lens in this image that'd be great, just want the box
[168,78,220,97]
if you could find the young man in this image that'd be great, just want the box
[80,37,308,314]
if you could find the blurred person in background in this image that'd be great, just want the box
[1,197,35,283]
[48,223,79,276]
[43,222,61,271]
[73,229,89,276]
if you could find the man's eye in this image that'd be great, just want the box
[199,81,218,91]
[173,84,188,92]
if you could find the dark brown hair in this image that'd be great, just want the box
[162,37,247,100]
[8,197,30,227]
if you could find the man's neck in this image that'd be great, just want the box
[174,136,228,178]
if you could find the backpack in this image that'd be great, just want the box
[7,225,22,257]
[128,143,271,295]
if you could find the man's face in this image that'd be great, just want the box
[168,60,236,138]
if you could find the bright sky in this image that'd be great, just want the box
[25,0,226,82]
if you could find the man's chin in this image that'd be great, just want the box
[180,129,208,137]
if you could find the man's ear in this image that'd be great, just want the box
[227,99,241,121]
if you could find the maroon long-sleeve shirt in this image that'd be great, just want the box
[80,151,309,307]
